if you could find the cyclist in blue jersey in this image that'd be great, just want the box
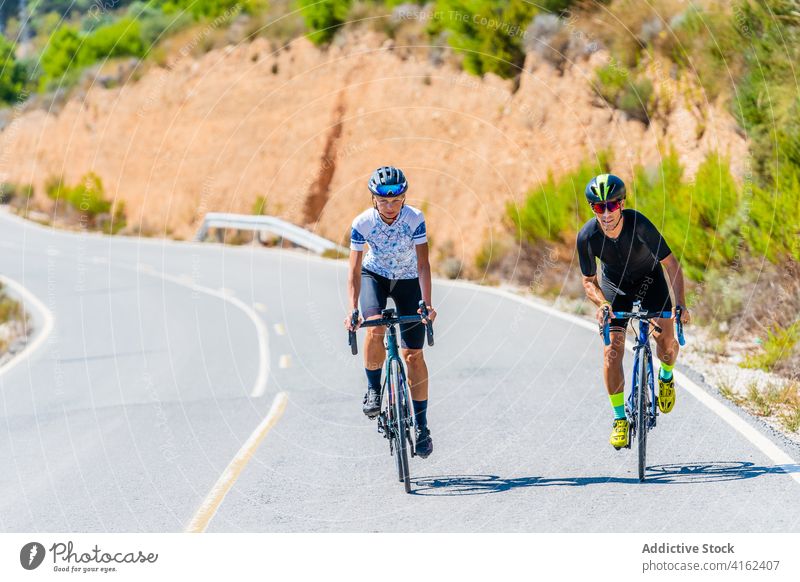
[576,174,691,449]
[343,166,437,458]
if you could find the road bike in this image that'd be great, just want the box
[602,301,685,482]
[348,302,433,493]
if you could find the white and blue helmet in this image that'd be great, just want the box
[368,166,408,197]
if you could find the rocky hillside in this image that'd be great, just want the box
[0,28,746,267]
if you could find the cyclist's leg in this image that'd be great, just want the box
[361,268,390,366]
[599,279,629,412]
[390,277,427,399]
[600,280,630,447]
[391,278,432,456]
[360,269,389,415]
[639,269,677,412]
[606,330,629,449]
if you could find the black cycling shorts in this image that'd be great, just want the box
[601,267,672,332]
[360,268,425,350]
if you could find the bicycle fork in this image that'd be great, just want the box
[627,342,658,436]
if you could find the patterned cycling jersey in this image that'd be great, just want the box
[350,205,427,279]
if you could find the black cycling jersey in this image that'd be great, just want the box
[576,209,672,287]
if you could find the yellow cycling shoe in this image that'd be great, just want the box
[658,375,676,413]
[610,418,629,450]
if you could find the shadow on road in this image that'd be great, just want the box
[411,462,800,495]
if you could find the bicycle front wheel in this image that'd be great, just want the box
[390,359,411,493]
[637,353,649,482]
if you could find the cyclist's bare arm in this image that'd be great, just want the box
[582,275,611,325]
[660,254,690,324]
[415,243,436,323]
[582,274,609,307]
[345,250,363,330]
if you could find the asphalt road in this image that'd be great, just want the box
[1,209,799,532]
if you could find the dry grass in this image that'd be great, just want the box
[717,377,800,434]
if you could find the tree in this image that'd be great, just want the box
[0,34,26,103]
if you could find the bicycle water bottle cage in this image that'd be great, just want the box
[382,308,396,318]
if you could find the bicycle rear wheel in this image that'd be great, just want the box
[637,353,649,482]
[390,359,411,493]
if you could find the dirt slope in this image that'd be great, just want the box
[0,30,747,268]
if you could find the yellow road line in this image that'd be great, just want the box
[185,392,288,533]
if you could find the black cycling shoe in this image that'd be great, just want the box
[362,389,381,418]
[415,427,433,458]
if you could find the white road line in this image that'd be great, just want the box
[0,275,55,379]
[132,267,270,398]
[273,323,285,336]
[185,392,288,533]
[5,209,796,480]
[279,354,291,369]
[446,280,800,483]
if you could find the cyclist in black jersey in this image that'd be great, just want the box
[576,174,691,449]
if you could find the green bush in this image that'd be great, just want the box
[745,169,800,263]
[428,0,536,79]
[45,176,67,200]
[509,152,610,244]
[510,148,746,282]
[251,195,268,215]
[0,182,34,204]
[628,149,741,281]
[39,18,148,90]
[39,25,90,90]
[594,63,654,124]
[297,0,352,45]
[84,17,146,60]
[46,173,115,222]
[66,172,112,218]
[0,34,27,104]
[743,322,800,372]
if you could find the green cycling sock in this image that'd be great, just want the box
[609,391,626,420]
[659,362,675,381]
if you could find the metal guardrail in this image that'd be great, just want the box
[194,213,347,255]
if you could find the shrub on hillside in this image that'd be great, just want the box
[508,152,610,244]
[628,150,741,281]
[297,0,352,45]
[0,34,27,104]
[427,0,536,79]
[594,62,654,124]
[66,172,112,218]
[39,18,147,90]
[509,149,749,283]
[0,182,34,204]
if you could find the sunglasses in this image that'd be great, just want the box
[375,184,405,196]
[591,200,622,214]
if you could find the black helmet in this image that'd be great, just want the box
[585,174,626,204]
[368,166,408,197]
